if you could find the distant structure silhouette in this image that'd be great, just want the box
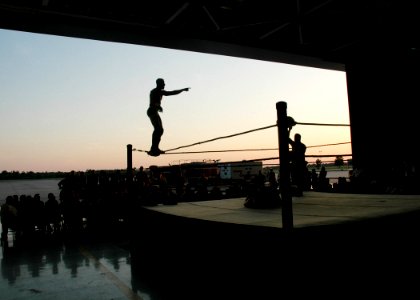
[147,78,190,157]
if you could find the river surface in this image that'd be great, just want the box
[325,170,351,180]
[0,178,62,205]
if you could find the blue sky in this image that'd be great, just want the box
[0,28,351,172]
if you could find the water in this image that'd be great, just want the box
[0,178,62,205]
[325,170,351,184]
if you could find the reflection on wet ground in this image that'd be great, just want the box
[0,228,151,300]
[2,199,420,300]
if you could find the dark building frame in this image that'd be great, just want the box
[1,0,419,183]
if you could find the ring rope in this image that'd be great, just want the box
[160,148,278,155]
[132,119,350,154]
[132,148,149,153]
[212,153,353,168]
[163,120,349,152]
[181,153,353,166]
[163,124,277,153]
[133,141,351,154]
[305,154,352,158]
[257,153,352,162]
[296,121,350,127]
[307,141,351,148]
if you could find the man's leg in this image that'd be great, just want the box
[148,112,164,156]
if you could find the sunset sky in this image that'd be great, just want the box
[0,28,351,172]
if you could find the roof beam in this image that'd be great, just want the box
[165,2,190,24]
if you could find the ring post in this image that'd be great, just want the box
[127,144,133,183]
[276,101,293,230]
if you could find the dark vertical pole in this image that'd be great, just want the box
[276,101,293,230]
[127,144,133,183]
[126,145,135,234]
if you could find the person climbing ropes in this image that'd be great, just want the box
[147,78,190,157]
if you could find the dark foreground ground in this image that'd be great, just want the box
[2,193,420,299]
[131,205,420,299]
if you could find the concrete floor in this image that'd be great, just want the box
[2,191,420,299]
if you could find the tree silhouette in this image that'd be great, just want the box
[335,155,344,167]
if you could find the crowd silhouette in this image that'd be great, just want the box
[3,159,419,246]
[0,167,254,245]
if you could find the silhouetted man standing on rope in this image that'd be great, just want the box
[147,78,190,157]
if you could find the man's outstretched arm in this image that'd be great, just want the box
[162,87,190,96]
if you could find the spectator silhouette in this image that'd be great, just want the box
[310,168,319,190]
[135,166,150,199]
[147,78,190,157]
[268,169,278,189]
[255,170,266,188]
[318,166,330,191]
[289,133,307,196]
[1,196,18,242]
[45,193,61,234]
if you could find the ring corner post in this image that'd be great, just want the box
[127,144,133,183]
[276,101,294,231]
